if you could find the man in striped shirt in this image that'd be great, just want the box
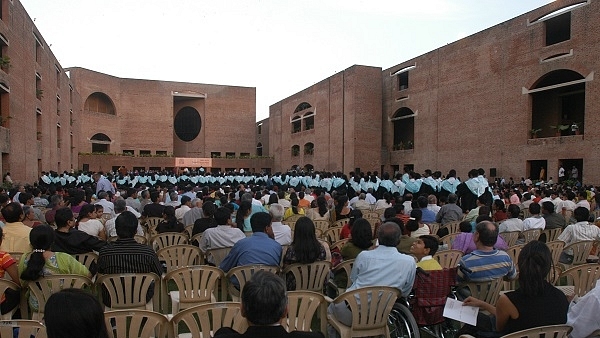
[457,221,517,283]
[97,211,162,306]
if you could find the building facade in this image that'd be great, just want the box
[266,0,600,183]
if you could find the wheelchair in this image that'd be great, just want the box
[388,267,459,338]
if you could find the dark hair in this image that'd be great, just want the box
[350,218,373,249]
[573,207,589,222]
[69,190,86,206]
[348,209,363,229]
[493,199,506,212]
[180,195,191,205]
[268,193,278,205]
[290,217,322,263]
[159,206,179,231]
[45,288,109,338]
[241,271,287,325]
[1,202,23,223]
[507,204,521,218]
[55,207,74,229]
[529,202,541,215]
[150,191,160,203]
[383,207,396,219]
[417,196,428,208]
[290,198,300,215]
[18,192,33,205]
[214,207,231,225]
[250,212,272,233]
[542,201,555,214]
[378,222,401,247]
[236,201,252,231]
[115,211,138,239]
[334,195,348,215]
[475,221,498,247]
[517,241,552,297]
[316,196,328,217]
[410,209,422,222]
[420,235,439,256]
[77,204,96,222]
[459,221,472,233]
[202,201,216,218]
[21,225,55,281]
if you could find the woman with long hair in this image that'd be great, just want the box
[235,201,253,232]
[156,205,185,233]
[283,217,327,290]
[307,196,330,221]
[19,225,90,313]
[340,218,373,260]
[192,201,217,235]
[76,204,107,240]
[460,241,568,336]
[331,195,351,222]
[69,189,88,214]
[340,209,363,239]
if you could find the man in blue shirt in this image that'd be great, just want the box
[219,212,281,273]
[327,222,416,338]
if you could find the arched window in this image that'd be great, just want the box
[291,145,300,157]
[84,92,116,115]
[304,142,314,155]
[303,112,314,131]
[530,69,585,138]
[256,142,263,156]
[292,116,301,134]
[391,107,415,150]
[294,102,312,113]
[90,133,111,153]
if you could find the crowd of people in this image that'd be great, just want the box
[0,165,599,337]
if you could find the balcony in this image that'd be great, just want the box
[527,134,583,146]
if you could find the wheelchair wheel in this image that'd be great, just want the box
[388,303,420,338]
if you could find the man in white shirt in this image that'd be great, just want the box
[267,204,292,245]
[557,207,600,247]
[199,207,246,255]
[183,198,203,226]
[365,188,377,205]
[567,280,600,338]
[499,204,525,233]
[276,191,291,208]
[575,191,590,210]
[522,203,545,230]
[175,195,192,221]
[105,200,144,237]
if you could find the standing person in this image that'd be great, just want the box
[328,222,416,338]
[93,173,115,195]
[571,166,579,181]
[558,165,565,183]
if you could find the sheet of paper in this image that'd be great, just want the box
[443,297,479,326]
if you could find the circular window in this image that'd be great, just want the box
[174,107,201,142]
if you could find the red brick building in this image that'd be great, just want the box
[266,0,600,183]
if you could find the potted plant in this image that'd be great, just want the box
[571,122,581,135]
[0,56,10,70]
[550,124,569,136]
[530,128,542,138]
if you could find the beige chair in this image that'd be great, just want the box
[363,212,380,219]
[327,286,400,338]
[0,320,46,338]
[157,245,204,273]
[547,265,563,285]
[330,238,349,253]
[164,265,225,315]
[522,229,542,243]
[96,272,160,311]
[134,234,148,245]
[562,240,596,269]
[540,228,562,242]
[459,324,572,338]
[283,261,331,292]
[499,231,520,247]
[285,214,303,223]
[190,233,203,245]
[428,223,440,236]
[225,265,280,302]
[205,247,233,266]
[282,221,296,232]
[286,290,327,333]
[521,208,531,219]
[0,279,20,319]
[461,278,504,310]
[72,252,98,273]
[546,240,565,266]
[144,217,163,237]
[27,274,93,320]
[332,218,349,228]
[443,221,461,234]
[104,309,170,338]
[558,263,600,297]
[331,259,355,291]
[150,232,189,251]
[433,250,463,269]
[184,224,194,238]
[364,218,380,236]
[440,233,460,248]
[505,244,524,267]
[324,226,343,244]
[313,220,330,234]
[171,302,248,338]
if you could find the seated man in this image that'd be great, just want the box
[268,204,292,245]
[557,207,600,263]
[219,212,282,273]
[52,207,106,254]
[214,271,324,338]
[410,235,442,270]
[567,279,600,338]
[498,204,524,233]
[104,199,144,238]
[522,202,545,230]
[541,200,566,231]
[97,211,162,306]
[457,221,517,283]
[328,222,416,338]
[199,207,246,263]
